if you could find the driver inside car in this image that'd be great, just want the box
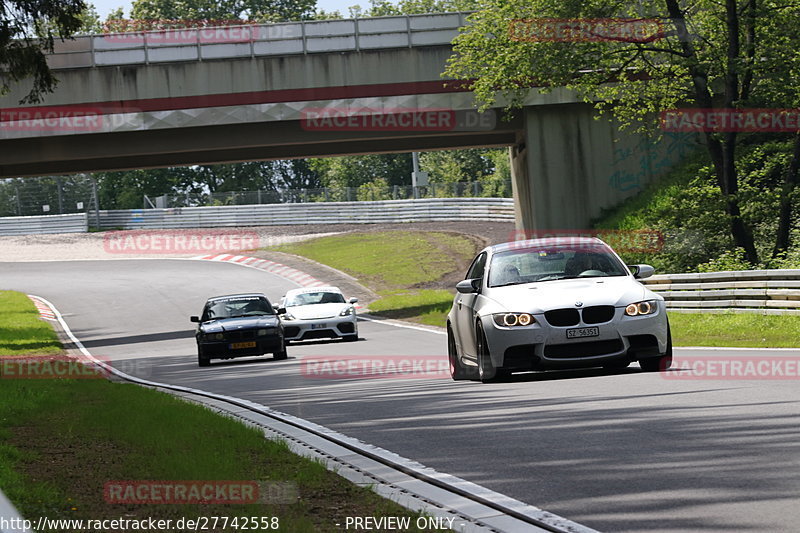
[564,252,596,277]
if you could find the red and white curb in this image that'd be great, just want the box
[28,295,56,320]
[195,254,326,288]
[194,253,364,309]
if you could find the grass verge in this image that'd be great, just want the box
[668,312,800,348]
[0,290,434,531]
[271,231,479,326]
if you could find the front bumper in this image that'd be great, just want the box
[198,335,283,359]
[282,315,358,341]
[482,305,669,371]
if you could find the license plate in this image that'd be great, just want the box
[311,323,327,329]
[230,341,256,349]
[566,327,599,339]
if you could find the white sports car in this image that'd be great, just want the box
[447,237,672,382]
[278,286,359,342]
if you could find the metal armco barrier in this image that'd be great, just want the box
[98,198,515,230]
[642,270,800,314]
[0,212,88,236]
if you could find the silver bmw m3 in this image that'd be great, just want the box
[447,237,671,382]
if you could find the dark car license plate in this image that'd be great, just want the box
[566,327,599,339]
[230,341,257,349]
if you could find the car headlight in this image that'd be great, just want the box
[205,332,224,341]
[492,313,535,327]
[281,312,296,321]
[340,306,354,317]
[625,300,658,316]
[257,328,277,336]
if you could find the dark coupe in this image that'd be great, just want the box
[191,293,286,367]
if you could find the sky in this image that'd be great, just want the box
[91,0,360,19]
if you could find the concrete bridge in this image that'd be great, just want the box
[0,13,695,229]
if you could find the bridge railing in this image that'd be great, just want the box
[642,270,800,315]
[47,12,472,70]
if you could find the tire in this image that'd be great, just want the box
[447,324,472,380]
[475,324,499,383]
[639,325,673,372]
[273,343,288,360]
[197,347,210,367]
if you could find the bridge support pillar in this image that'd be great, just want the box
[511,103,697,234]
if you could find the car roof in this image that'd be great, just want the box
[490,237,607,254]
[206,293,268,303]
[284,286,343,296]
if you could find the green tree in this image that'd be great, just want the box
[309,153,412,188]
[445,0,800,264]
[130,0,315,23]
[0,0,86,103]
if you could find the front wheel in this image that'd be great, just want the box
[273,343,288,360]
[197,347,210,367]
[640,326,672,372]
[475,325,498,383]
[447,324,472,380]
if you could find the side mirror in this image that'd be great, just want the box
[277,307,286,315]
[629,264,655,279]
[349,297,359,304]
[190,316,200,323]
[455,278,480,294]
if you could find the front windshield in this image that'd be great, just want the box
[488,244,629,288]
[285,291,346,307]
[202,296,274,320]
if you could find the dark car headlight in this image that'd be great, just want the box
[493,313,535,327]
[625,300,658,316]
[257,328,277,336]
[204,332,224,341]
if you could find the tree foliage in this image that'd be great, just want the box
[445,0,800,263]
[0,0,86,103]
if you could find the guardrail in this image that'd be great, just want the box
[99,197,514,230]
[642,270,800,315]
[47,12,471,70]
[0,213,88,236]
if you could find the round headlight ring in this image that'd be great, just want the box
[518,313,532,326]
[214,333,224,340]
[638,302,652,315]
[503,313,518,326]
[625,304,638,316]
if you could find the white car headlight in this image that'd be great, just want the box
[493,312,535,327]
[281,312,296,321]
[340,306,354,317]
[625,300,658,316]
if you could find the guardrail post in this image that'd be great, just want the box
[91,177,101,230]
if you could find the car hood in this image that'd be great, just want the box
[200,315,279,333]
[483,276,651,313]
[286,303,349,320]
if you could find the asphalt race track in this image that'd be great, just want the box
[2,259,799,532]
